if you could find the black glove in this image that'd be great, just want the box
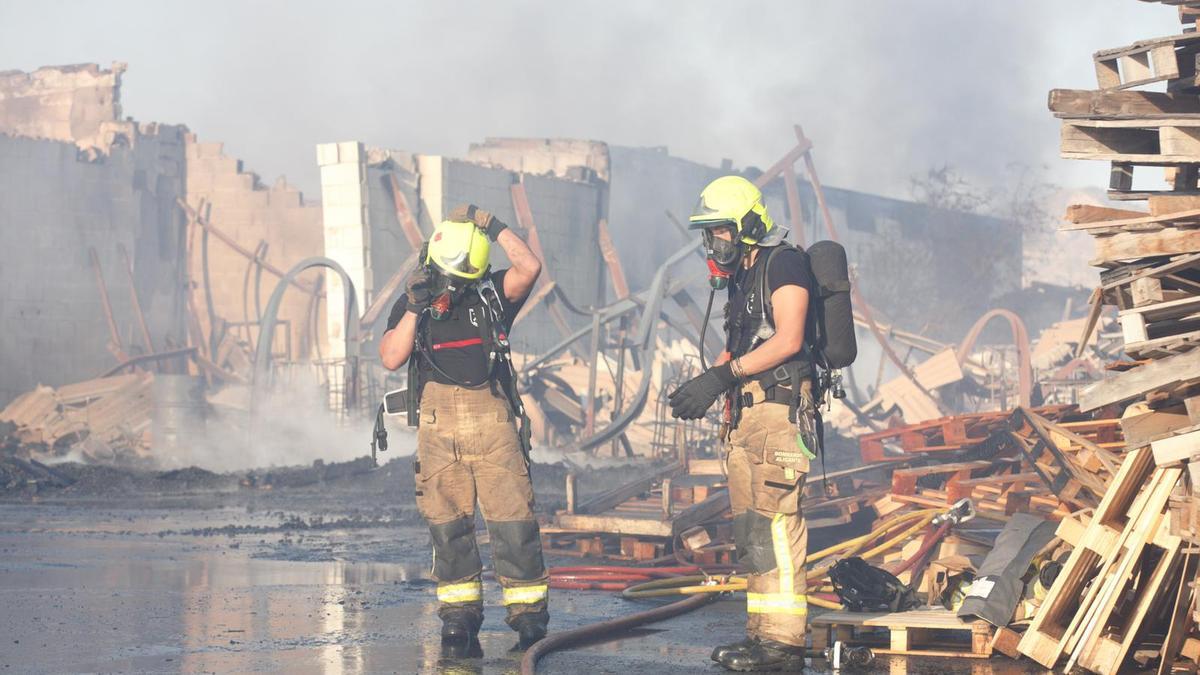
[668,363,739,420]
[449,203,508,241]
[405,263,435,311]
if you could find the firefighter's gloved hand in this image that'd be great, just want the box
[449,203,508,241]
[668,363,738,420]
[405,263,436,311]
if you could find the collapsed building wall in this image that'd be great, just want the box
[607,145,1022,343]
[0,62,124,150]
[0,64,188,406]
[184,138,325,362]
[318,139,607,357]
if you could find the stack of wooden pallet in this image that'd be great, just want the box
[859,405,1124,521]
[0,373,154,463]
[1011,5,1200,672]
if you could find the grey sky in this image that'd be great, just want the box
[0,1,1180,201]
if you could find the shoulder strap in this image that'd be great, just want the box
[760,245,788,324]
[476,279,510,352]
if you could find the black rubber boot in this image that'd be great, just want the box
[710,636,759,663]
[439,637,482,660]
[719,640,805,672]
[440,609,482,645]
[510,614,548,650]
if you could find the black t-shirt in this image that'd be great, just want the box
[728,246,818,353]
[386,269,525,387]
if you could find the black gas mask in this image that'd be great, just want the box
[702,223,742,290]
[427,266,473,320]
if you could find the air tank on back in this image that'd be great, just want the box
[807,240,857,370]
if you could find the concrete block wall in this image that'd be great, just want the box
[608,146,724,292]
[316,141,368,359]
[0,125,188,406]
[423,156,604,355]
[512,172,604,352]
[186,135,325,361]
[0,62,125,150]
[467,138,611,182]
[319,143,607,357]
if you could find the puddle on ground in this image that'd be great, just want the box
[0,505,1050,675]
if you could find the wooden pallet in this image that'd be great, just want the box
[1065,206,1200,237]
[1097,252,1200,315]
[810,608,992,659]
[1105,161,1200,201]
[857,405,1073,463]
[1017,446,1182,669]
[890,484,1070,522]
[1119,294,1200,357]
[1093,31,1200,92]
[1071,515,1184,674]
[1099,251,1200,317]
[1063,119,1200,163]
[889,460,993,497]
[1080,347,1200,411]
[1008,408,1118,508]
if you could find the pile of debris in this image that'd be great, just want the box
[860,405,1123,521]
[995,3,1200,672]
[0,372,155,464]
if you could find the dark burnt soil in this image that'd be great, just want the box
[0,451,665,520]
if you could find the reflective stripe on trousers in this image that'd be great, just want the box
[437,580,483,604]
[502,584,549,606]
[745,514,807,616]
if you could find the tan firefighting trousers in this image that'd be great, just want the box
[415,381,549,628]
[726,380,810,647]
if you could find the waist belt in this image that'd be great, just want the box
[741,385,795,409]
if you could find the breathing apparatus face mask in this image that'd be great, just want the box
[703,223,742,290]
[427,266,471,320]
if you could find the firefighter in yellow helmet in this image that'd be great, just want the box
[379,205,548,653]
[671,176,816,671]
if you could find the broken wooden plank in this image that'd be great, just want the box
[1064,203,1151,225]
[1050,88,1200,120]
[1079,346,1200,410]
[1094,226,1200,263]
[1151,426,1200,466]
[1062,207,1200,232]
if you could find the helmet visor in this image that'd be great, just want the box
[688,193,737,230]
[433,249,485,278]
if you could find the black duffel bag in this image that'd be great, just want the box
[830,556,920,612]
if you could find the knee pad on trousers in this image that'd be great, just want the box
[733,511,778,574]
[488,519,546,580]
[429,517,482,581]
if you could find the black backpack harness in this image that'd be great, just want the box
[725,245,832,481]
[406,278,533,460]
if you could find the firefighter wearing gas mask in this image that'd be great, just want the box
[379,205,548,651]
[670,176,817,672]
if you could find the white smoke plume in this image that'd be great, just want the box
[0,1,1179,200]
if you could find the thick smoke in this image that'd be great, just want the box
[0,1,1179,200]
[165,371,415,472]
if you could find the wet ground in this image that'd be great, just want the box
[0,455,1052,674]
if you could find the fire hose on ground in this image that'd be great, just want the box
[522,502,973,674]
